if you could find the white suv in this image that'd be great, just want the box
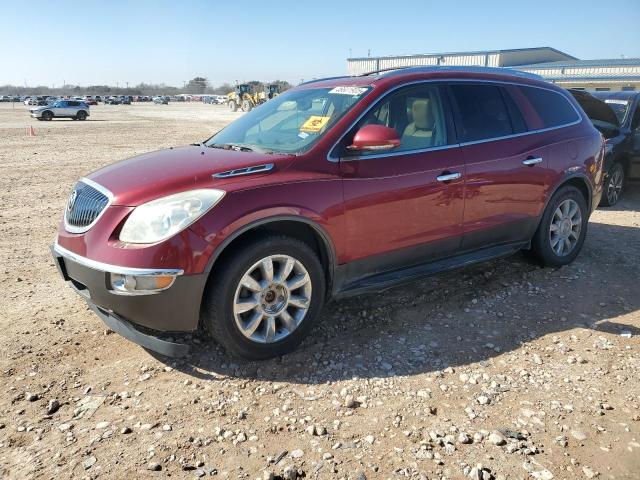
[30,100,90,121]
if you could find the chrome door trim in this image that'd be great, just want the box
[327,78,583,163]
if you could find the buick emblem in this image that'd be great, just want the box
[67,189,78,212]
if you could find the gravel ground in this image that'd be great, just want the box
[0,102,639,480]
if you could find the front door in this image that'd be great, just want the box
[335,84,465,281]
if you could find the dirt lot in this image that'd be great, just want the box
[0,102,639,480]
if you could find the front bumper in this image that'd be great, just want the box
[30,111,43,118]
[51,243,207,357]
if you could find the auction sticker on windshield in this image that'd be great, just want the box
[300,115,331,132]
[329,86,368,96]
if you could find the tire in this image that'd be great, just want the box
[228,100,237,112]
[530,186,589,267]
[76,110,87,121]
[241,99,252,112]
[599,162,624,207]
[201,235,326,360]
[42,111,53,121]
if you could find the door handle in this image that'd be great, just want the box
[522,157,543,166]
[436,172,461,182]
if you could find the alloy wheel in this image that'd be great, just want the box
[549,199,582,257]
[606,168,624,205]
[233,255,312,343]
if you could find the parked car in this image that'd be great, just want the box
[24,97,39,106]
[569,89,640,206]
[30,100,89,121]
[153,96,169,104]
[52,66,604,360]
[105,97,121,105]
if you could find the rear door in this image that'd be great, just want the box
[630,99,640,179]
[448,82,556,251]
[336,83,465,280]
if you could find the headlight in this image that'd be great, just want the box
[119,189,225,244]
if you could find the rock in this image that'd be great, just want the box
[83,455,97,470]
[344,395,356,408]
[582,466,598,478]
[25,392,39,402]
[458,432,472,444]
[571,430,587,441]
[290,449,304,458]
[121,426,132,434]
[262,471,275,480]
[162,424,172,431]
[477,395,490,405]
[46,399,60,415]
[364,435,375,444]
[283,465,297,480]
[95,421,110,429]
[58,423,72,432]
[147,462,162,471]
[236,432,247,442]
[488,431,507,446]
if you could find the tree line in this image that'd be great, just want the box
[0,77,292,96]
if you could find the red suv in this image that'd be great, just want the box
[52,67,604,360]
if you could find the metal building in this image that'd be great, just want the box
[347,47,640,91]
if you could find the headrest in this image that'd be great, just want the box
[411,99,434,129]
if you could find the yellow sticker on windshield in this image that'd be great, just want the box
[300,115,331,132]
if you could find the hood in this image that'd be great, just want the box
[569,89,620,128]
[87,145,293,206]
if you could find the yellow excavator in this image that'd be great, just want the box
[227,84,281,112]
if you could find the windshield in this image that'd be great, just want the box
[604,99,631,124]
[205,86,371,154]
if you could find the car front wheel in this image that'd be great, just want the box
[600,162,624,207]
[202,235,326,360]
[531,186,588,267]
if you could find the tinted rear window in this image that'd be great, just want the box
[513,86,580,129]
[449,84,515,142]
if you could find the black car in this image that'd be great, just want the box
[570,89,640,206]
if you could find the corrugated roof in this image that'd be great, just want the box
[517,58,640,69]
[347,46,576,62]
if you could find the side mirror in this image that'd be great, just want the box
[347,124,401,152]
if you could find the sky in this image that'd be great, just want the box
[1,0,639,88]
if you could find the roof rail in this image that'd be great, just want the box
[373,65,545,81]
[298,76,351,86]
[359,66,411,76]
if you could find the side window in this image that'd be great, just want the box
[513,86,580,129]
[69,101,79,107]
[345,84,450,156]
[449,84,514,142]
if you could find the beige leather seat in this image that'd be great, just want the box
[402,99,434,149]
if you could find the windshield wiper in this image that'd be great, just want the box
[206,143,283,155]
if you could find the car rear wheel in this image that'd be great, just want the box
[241,100,252,112]
[531,186,588,267]
[42,111,53,121]
[201,235,326,360]
[228,100,237,112]
[76,111,87,121]
[600,162,624,207]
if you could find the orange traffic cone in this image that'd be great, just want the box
[28,125,36,136]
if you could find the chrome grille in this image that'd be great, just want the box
[64,179,112,233]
